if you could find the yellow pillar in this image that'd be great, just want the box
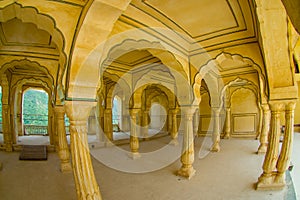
[142,110,149,140]
[55,106,72,173]
[65,101,102,200]
[104,109,113,142]
[129,108,141,159]
[256,101,284,190]
[170,108,179,145]
[177,106,196,179]
[257,104,271,154]
[223,108,231,139]
[2,104,12,151]
[211,107,221,152]
[275,101,296,186]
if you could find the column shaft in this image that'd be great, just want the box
[256,102,283,190]
[129,109,140,159]
[275,102,296,184]
[65,101,102,200]
[177,106,196,179]
[258,104,271,154]
[223,108,231,139]
[211,108,221,152]
[55,106,72,172]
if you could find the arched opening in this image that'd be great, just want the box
[149,102,167,134]
[20,88,50,145]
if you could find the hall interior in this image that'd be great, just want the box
[0,0,300,199]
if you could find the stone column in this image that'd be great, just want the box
[256,102,284,190]
[170,108,179,145]
[211,107,221,152]
[1,76,12,151]
[193,109,199,136]
[257,104,271,154]
[129,108,140,159]
[256,104,264,139]
[142,110,149,140]
[65,101,102,200]
[275,101,296,186]
[223,108,231,139]
[103,109,113,141]
[177,106,196,179]
[2,104,12,151]
[55,106,72,173]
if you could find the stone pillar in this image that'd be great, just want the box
[177,106,196,179]
[142,110,149,140]
[129,108,140,159]
[104,109,113,141]
[257,104,271,154]
[55,106,72,173]
[256,101,284,190]
[65,101,102,200]
[275,101,296,186]
[256,104,264,139]
[223,108,231,139]
[193,109,199,136]
[170,108,179,145]
[211,107,221,152]
[2,104,12,151]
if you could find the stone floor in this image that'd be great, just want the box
[0,133,299,200]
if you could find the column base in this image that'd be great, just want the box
[6,144,13,152]
[177,165,196,179]
[128,152,141,160]
[222,134,230,139]
[256,173,285,190]
[169,138,179,146]
[210,143,220,152]
[257,144,268,154]
[60,162,72,173]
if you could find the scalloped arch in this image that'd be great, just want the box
[0,3,67,89]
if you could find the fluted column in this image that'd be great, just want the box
[65,101,102,200]
[142,110,149,140]
[257,104,271,154]
[256,101,284,190]
[275,101,296,186]
[177,106,196,179]
[170,108,179,145]
[129,108,140,159]
[223,108,231,139]
[103,109,113,141]
[55,106,72,173]
[211,107,221,152]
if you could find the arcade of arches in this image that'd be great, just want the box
[0,0,300,199]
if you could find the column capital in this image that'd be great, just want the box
[65,101,96,122]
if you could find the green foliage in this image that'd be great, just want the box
[23,90,48,126]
